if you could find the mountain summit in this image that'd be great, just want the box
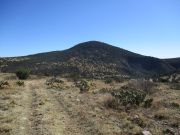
[0,41,179,77]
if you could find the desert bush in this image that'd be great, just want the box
[111,90,146,106]
[16,68,30,80]
[75,80,90,93]
[16,81,25,86]
[143,98,153,108]
[0,80,9,89]
[128,79,154,94]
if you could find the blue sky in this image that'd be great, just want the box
[0,0,180,58]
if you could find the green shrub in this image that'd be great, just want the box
[16,81,25,86]
[111,90,146,106]
[16,68,30,80]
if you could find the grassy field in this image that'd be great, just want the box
[0,73,179,135]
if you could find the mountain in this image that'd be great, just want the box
[0,41,178,77]
[164,58,180,73]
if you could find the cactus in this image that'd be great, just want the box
[76,80,90,93]
[111,90,146,106]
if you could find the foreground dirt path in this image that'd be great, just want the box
[9,80,51,135]
[26,80,86,135]
[1,79,122,135]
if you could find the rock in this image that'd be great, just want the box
[76,98,80,102]
[142,130,152,135]
[134,115,139,119]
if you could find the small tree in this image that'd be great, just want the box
[16,68,30,80]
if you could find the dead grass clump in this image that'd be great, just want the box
[121,119,142,134]
[128,79,154,94]
[101,94,117,108]
[154,110,169,120]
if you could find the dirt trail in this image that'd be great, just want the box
[17,80,84,135]
[1,79,121,135]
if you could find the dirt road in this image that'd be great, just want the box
[0,79,122,135]
[9,80,85,135]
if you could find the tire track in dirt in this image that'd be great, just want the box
[47,89,104,135]
[44,89,83,135]
[27,80,85,135]
[28,81,51,135]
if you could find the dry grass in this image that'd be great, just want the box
[0,73,179,135]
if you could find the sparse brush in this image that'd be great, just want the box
[46,77,64,85]
[128,79,154,94]
[75,80,90,93]
[0,80,9,89]
[154,111,168,120]
[16,81,25,86]
[46,77,64,89]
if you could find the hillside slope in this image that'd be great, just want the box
[0,41,176,77]
[164,58,180,73]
